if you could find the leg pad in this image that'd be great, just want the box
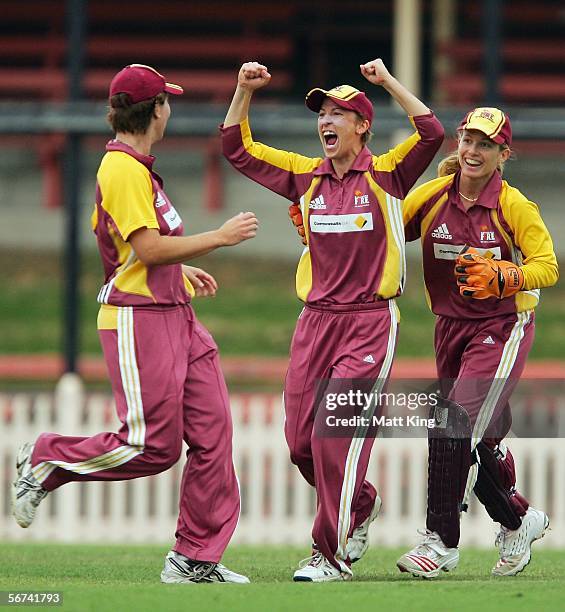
[426,398,472,548]
[473,441,527,530]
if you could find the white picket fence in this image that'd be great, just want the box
[1,374,564,549]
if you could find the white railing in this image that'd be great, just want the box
[1,375,564,549]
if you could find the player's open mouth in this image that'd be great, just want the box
[464,158,482,168]
[323,130,338,150]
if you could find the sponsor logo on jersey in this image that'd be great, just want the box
[309,195,326,209]
[431,222,452,239]
[482,335,495,345]
[480,230,496,242]
[363,354,375,364]
[433,243,502,260]
[310,213,373,233]
[354,190,370,207]
[163,205,182,230]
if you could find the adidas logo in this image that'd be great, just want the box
[363,354,375,364]
[482,336,495,345]
[155,192,167,208]
[431,222,452,239]
[309,195,326,210]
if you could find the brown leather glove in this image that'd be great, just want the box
[288,203,307,245]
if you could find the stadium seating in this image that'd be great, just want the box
[0,1,297,208]
[437,1,565,106]
[4,0,563,208]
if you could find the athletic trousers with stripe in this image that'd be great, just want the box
[431,311,534,546]
[284,300,398,574]
[31,303,239,563]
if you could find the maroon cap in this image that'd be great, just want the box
[457,107,512,146]
[305,85,374,126]
[109,64,184,103]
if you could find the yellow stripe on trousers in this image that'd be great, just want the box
[462,311,531,507]
[118,306,146,448]
[32,445,143,481]
[31,307,147,484]
[335,300,399,573]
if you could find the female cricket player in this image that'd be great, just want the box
[12,64,258,584]
[221,59,444,582]
[394,108,557,578]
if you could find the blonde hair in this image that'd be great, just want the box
[354,112,373,144]
[437,141,511,177]
[437,152,460,177]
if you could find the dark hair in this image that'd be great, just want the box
[107,92,167,134]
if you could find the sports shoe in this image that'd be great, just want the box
[396,529,459,578]
[293,552,351,582]
[347,494,382,563]
[12,443,48,528]
[160,550,250,584]
[492,507,549,577]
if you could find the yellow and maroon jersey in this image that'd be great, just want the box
[403,171,558,318]
[91,140,194,307]
[221,114,443,305]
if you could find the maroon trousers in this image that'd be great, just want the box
[284,301,399,573]
[429,311,534,544]
[31,304,239,563]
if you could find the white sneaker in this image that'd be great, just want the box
[12,443,48,528]
[347,495,382,563]
[160,550,250,584]
[492,507,549,576]
[293,552,351,582]
[396,530,459,578]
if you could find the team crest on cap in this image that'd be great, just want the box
[459,106,510,145]
[327,85,361,100]
[477,109,496,123]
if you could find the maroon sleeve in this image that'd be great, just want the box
[220,121,320,202]
[372,113,444,199]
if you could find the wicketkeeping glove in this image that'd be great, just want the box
[288,203,307,245]
[455,249,524,300]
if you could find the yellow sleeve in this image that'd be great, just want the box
[182,273,196,298]
[371,114,444,198]
[403,175,453,241]
[97,152,159,240]
[501,184,559,289]
[239,118,320,175]
[375,126,420,174]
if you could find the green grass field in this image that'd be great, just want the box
[2,249,564,360]
[0,544,563,611]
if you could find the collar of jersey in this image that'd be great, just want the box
[313,146,373,177]
[452,169,501,209]
[106,139,155,171]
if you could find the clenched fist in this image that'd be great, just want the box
[360,59,393,87]
[237,62,271,91]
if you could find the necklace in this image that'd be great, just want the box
[458,191,479,203]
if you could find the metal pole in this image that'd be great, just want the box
[63,0,87,373]
[483,0,502,105]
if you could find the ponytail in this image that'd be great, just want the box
[437,153,460,177]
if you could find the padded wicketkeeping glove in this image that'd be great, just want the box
[288,203,307,245]
[455,249,524,300]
